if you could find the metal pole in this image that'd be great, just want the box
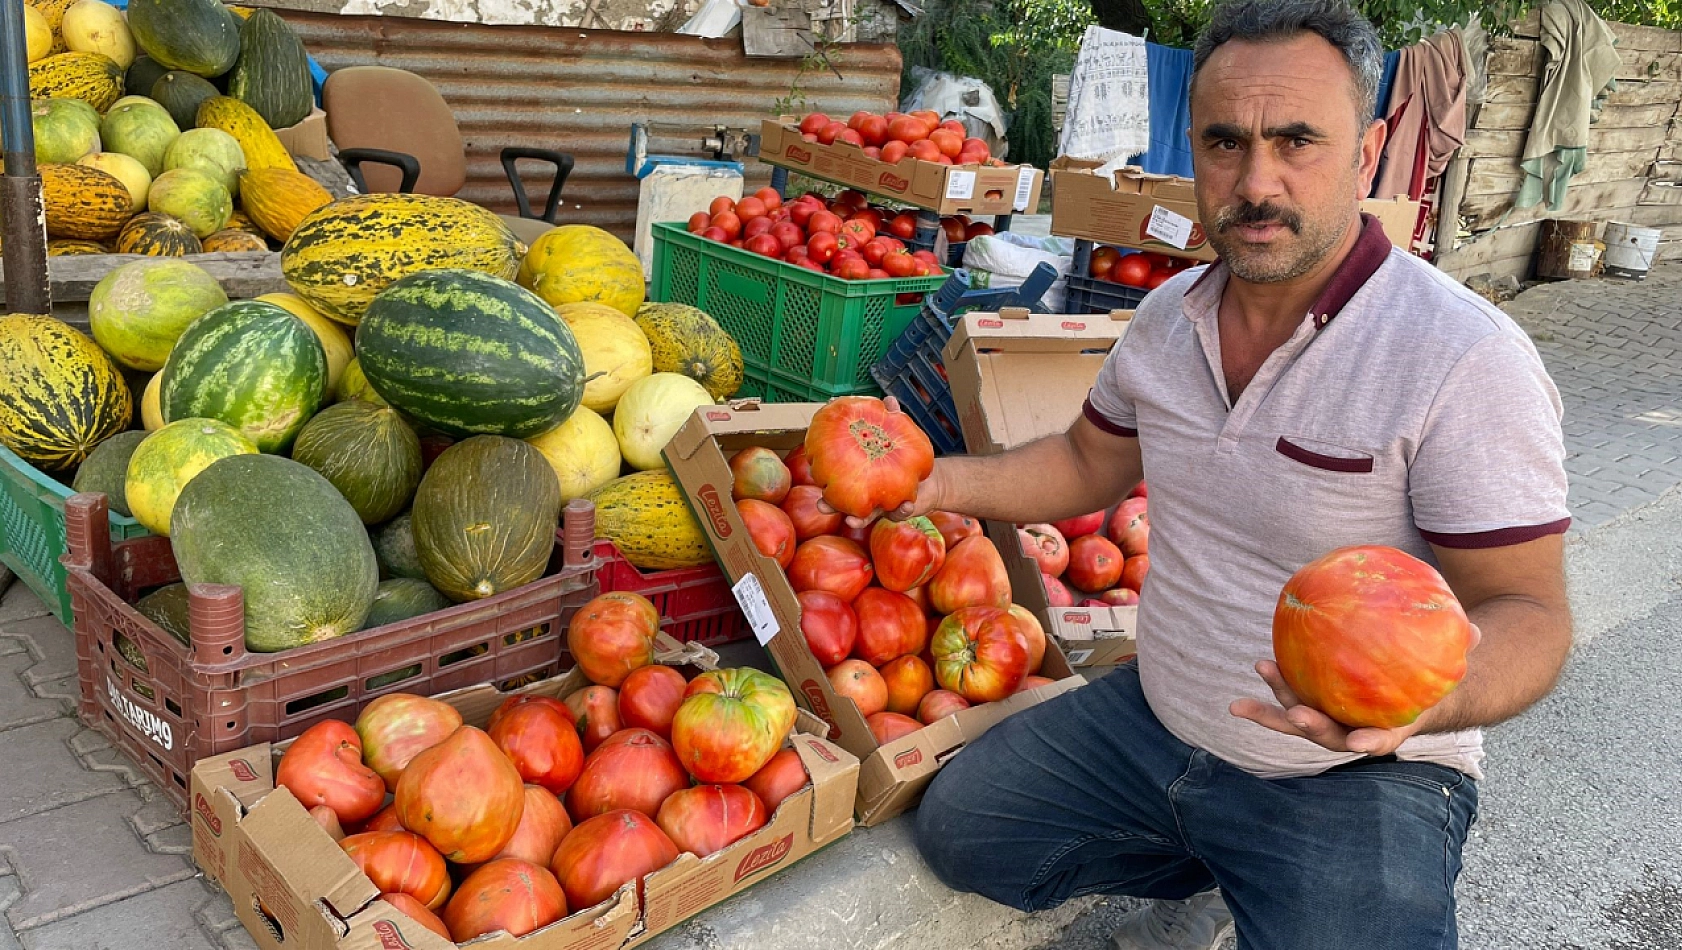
[0,0,51,316]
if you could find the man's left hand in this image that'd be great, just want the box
[1228,660,1423,756]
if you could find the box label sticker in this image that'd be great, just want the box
[1014,167,1037,212]
[1066,648,1096,666]
[733,573,780,646]
[1568,242,1598,272]
[945,170,977,200]
[1145,205,1194,250]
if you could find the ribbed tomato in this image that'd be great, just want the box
[927,536,1011,614]
[797,589,858,667]
[340,831,452,910]
[931,607,1029,702]
[656,784,768,857]
[488,699,584,795]
[851,587,927,667]
[804,396,935,520]
[788,536,873,602]
[443,860,567,942]
[869,516,947,591]
[671,669,798,784]
[275,720,385,825]
[564,685,621,754]
[741,747,809,814]
[550,810,679,911]
[567,728,689,822]
[617,664,689,740]
[566,591,659,688]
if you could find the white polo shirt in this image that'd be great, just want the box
[1085,215,1571,780]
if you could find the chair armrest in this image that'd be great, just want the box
[339,148,421,195]
[500,146,575,223]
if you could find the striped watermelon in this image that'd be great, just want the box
[0,315,133,473]
[356,269,586,439]
[158,300,327,453]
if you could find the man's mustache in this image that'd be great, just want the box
[1214,202,1303,234]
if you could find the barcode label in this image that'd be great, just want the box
[732,573,780,646]
[1145,205,1194,250]
[1014,167,1037,212]
[945,170,977,200]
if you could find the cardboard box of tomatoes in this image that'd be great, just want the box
[664,402,1084,828]
[189,633,858,950]
[941,309,1142,669]
[759,117,1044,218]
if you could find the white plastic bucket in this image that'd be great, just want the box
[1603,222,1661,279]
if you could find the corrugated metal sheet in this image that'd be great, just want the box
[275,11,903,239]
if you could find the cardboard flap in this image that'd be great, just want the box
[944,311,1130,359]
[242,787,379,920]
[652,634,719,667]
[196,745,276,807]
[667,403,821,461]
[791,734,858,845]
[339,901,457,950]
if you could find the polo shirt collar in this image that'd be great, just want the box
[1181,212,1392,329]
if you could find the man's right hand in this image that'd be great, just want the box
[816,460,949,529]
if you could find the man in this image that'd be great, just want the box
[900,1,1574,947]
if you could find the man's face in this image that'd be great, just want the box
[1189,33,1381,283]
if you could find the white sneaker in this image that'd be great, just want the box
[1109,891,1235,950]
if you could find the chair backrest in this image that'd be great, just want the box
[323,65,466,197]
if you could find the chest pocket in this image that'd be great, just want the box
[1274,436,1374,474]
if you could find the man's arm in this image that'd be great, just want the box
[1232,533,1572,754]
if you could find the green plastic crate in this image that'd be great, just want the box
[0,443,149,624]
[649,222,948,401]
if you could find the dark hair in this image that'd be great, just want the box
[1192,0,1383,120]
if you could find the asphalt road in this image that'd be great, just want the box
[1038,591,1682,950]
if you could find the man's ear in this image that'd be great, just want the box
[1358,117,1387,196]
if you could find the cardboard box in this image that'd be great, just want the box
[1050,158,1422,258]
[942,309,1140,668]
[759,119,1044,218]
[190,635,858,950]
[275,108,330,162]
[664,403,1084,827]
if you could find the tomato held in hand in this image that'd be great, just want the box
[804,396,935,520]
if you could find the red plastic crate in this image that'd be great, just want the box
[68,494,602,812]
[590,538,750,647]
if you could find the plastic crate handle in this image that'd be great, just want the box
[63,493,114,584]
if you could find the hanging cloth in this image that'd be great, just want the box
[1059,27,1151,174]
[1374,31,1468,202]
[1516,0,1620,211]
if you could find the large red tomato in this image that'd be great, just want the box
[379,893,450,940]
[1114,254,1153,288]
[671,669,798,784]
[656,784,769,857]
[869,516,947,591]
[1273,545,1474,728]
[729,447,792,504]
[276,720,385,825]
[826,659,887,718]
[395,726,526,864]
[617,665,690,740]
[867,711,923,745]
[1121,553,1150,592]
[931,607,1029,702]
[1018,523,1070,579]
[879,654,935,715]
[550,810,679,911]
[927,510,983,548]
[1106,497,1150,558]
[804,396,935,519]
[1051,510,1106,540]
[851,587,927,667]
[782,484,844,541]
[357,803,403,834]
[341,831,452,910]
[739,498,797,569]
[567,592,660,688]
[784,445,816,486]
[567,728,690,822]
[1006,604,1048,676]
[443,860,567,942]
[1042,573,1077,608]
[1066,535,1124,593]
[788,536,874,602]
[487,694,575,732]
[927,536,1011,614]
[741,748,808,814]
[915,689,971,725]
[353,694,465,792]
[797,590,858,667]
[482,785,573,867]
[564,685,621,754]
[489,696,585,795]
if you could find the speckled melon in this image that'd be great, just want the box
[124,416,257,535]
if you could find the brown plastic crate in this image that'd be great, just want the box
[67,493,602,811]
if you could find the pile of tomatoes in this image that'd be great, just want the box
[1090,246,1199,291]
[689,188,947,279]
[792,109,1002,167]
[273,597,808,945]
[1019,481,1151,609]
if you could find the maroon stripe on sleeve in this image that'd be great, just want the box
[1083,398,1138,438]
[1418,518,1572,549]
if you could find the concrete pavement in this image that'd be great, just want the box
[2,263,1680,950]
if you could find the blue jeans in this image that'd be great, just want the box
[915,663,1479,950]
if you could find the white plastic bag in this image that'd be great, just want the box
[962,234,1074,311]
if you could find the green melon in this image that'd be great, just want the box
[100,97,180,177]
[227,9,311,130]
[356,269,586,439]
[70,429,148,517]
[163,127,245,197]
[372,509,426,580]
[289,401,422,525]
[126,0,240,78]
[89,258,229,371]
[149,70,218,130]
[32,97,101,164]
[147,167,231,237]
[170,453,379,653]
[363,577,451,629]
[135,582,192,646]
[411,436,561,603]
[125,416,257,535]
[157,300,327,453]
[125,56,170,97]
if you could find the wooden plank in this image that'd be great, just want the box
[1460,128,1527,159]
[1464,148,1658,197]
[1510,8,1541,39]
[0,252,284,304]
[1606,79,1682,107]
[1463,178,1648,230]
[1617,48,1682,83]
[1610,21,1682,53]
[1460,124,1671,161]
[1639,180,1682,206]
[1486,37,1540,78]
[1628,203,1682,227]
[1477,100,1676,132]
[1651,160,1682,183]
[1662,140,1682,162]
[1483,74,1538,106]
[1434,221,1541,279]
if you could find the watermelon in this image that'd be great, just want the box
[289,401,422,525]
[147,167,231,237]
[411,436,561,603]
[363,578,451,629]
[0,315,132,473]
[32,97,101,164]
[89,258,229,371]
[356,269,586,439]
[170,454,379,653]
[163,127,246,197]
[124,417,257,535]
[70,430,148,517]
[158,300,327,453]
[135,583,191,646]
[372,509,426,580]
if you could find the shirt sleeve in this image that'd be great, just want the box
[1084,320,1141,438]
[1410,330,1571,548]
